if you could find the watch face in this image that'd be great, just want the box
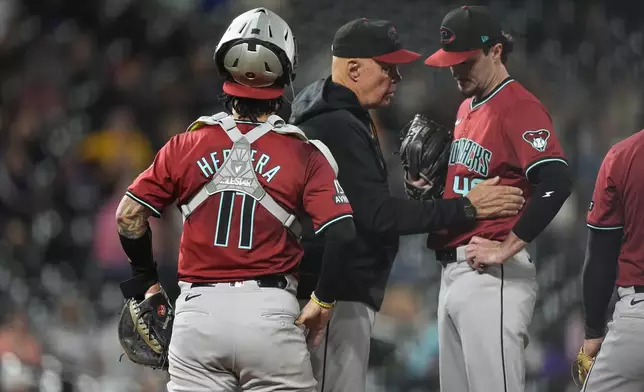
[465,203,476,219]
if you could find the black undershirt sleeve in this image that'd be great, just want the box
[118,228,158,278]
[512,162,572,242]
[118,228,159,298]
[313,218,356,303]
[582,227,623,339]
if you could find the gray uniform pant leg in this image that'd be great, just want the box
[168,278,317,392]
[438,247,537,392]
[301,300,375,392]
[582,286,644,392]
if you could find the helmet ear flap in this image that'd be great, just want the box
[212,42,229,79]
[289,35,298,82]
[274,43,296,85]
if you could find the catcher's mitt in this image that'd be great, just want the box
[118,277,174,370]
[571,346,595,386]
[399,114,453,200]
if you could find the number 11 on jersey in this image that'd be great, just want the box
[214,191,257,249]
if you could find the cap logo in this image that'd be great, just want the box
[481,36,489,42]
[440,26,456,44]
[388,26,399,44]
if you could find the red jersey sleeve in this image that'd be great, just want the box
[126,137,179,217]
[587,149,624,230]
[503,100,568,182]
[303,150,353,234]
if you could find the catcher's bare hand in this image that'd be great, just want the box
[295,300,333,347]
[466,177,525,219]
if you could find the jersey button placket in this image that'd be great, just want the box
[462,116,470,138]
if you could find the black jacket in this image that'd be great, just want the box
[290,77,473,310]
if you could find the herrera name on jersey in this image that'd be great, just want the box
[196,149,281,183]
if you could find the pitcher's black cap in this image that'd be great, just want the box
[332,18,421,64]
[425,5,503,67]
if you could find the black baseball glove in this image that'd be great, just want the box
[117,275,174,370]
[399,114,453,200]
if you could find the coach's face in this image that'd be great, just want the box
[351,59,401,109]
[449,44,502,97]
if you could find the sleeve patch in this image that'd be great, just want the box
[333,179,349,204]
[522,129,551,152]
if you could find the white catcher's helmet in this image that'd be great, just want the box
[214,8,297,94]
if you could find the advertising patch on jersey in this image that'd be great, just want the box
[522,129,550,152]
[333,179,349,204]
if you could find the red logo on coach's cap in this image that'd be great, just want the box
[440,26,456,44]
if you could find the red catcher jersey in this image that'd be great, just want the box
[427,78,568,250]
[587,129,644,286]
[126,119,353,282]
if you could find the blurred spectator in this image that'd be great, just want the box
[44,296,99,374]
[79,106,153,182]
[0,310,42,367]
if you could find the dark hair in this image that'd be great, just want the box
[218,93,284,123]
[482,31,514,64]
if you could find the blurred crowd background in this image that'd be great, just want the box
[0,0,642,391]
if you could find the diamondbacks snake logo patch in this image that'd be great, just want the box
[522,129,550,152]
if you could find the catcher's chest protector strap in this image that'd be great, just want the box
[185,114,338,175]
[179,112,304,238]
[308,139,338,176]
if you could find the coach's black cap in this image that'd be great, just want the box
[425,5,503,67]
[332,18,421,64]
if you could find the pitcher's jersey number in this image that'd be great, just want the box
[453,176,483,196]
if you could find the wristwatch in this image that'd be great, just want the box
[463,197,477,220]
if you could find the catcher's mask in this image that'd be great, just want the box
[213,8,298,99]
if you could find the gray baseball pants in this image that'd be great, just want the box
[582,286,644,392]
[438,246,537,392]
[299,300,375,392]
[167,277,317,392]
